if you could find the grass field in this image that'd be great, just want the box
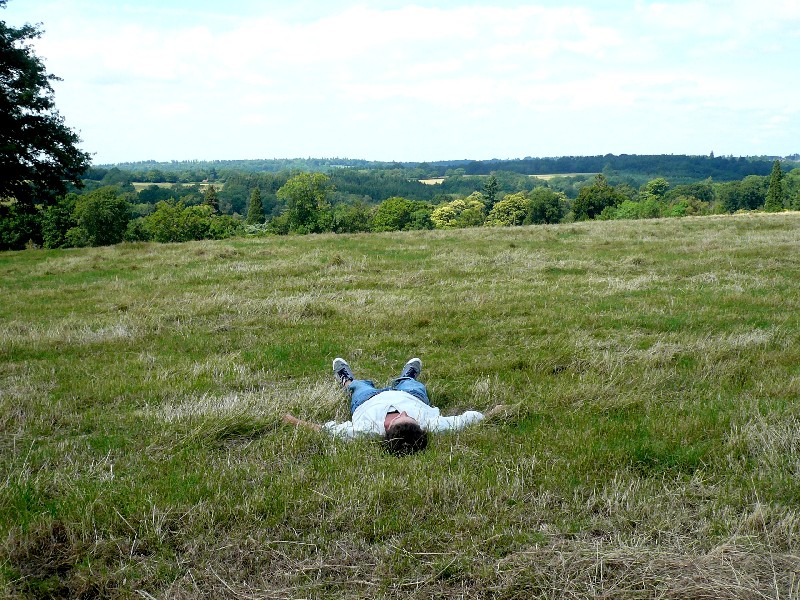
[529,173,598,180]
[130,182,222,192]
[2,214,800,598]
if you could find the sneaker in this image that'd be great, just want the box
[399,357,422,380]
[333,358,354,386]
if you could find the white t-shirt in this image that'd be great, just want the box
[323,389,484,439]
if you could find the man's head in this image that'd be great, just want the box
[383,412,428,455]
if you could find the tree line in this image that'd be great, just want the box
[3,2,799,251]
[3,161,798,250]
[100,153,797,184]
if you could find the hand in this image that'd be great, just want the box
[484,404,506,418]
[283,413,322,432]
[283,413,301,426]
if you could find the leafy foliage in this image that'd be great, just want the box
[482,174,499,209]
[0,202,40,249]
[764,160,786,212]
[572,174,628,221]
[332,201,375,233]
[431,193,485,229]
[4,161,800,250]
[73,187,131,246]
[276,173,333,234]
[203,185,220,215]
[0,2,91,210]
[371,197,433,232]
[245,188,264,224]
[41,193,78,248]
[485,192,530,226]
[525,188,566,224]
[97,154,795,185]
[138,200,242,243]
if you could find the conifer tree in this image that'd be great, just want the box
[246,188,264,224]
[482,175,499,210]
[204,184,220,214]
[764,160,785,212]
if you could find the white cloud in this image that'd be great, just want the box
[7,1,798,161]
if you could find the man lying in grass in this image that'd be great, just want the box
[283,358,505,455]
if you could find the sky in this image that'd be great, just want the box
[4,0,799,165]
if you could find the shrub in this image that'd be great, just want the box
[65,226,90,247]
[0,203,41,250]
[124,218,150,242]
[431,194,485,229]
[572,174,627,221]
[74,187,131,246]
[140,201,243,242]
[372,197,433,232]
[41,194,79,248]
[666,196,709,217]
[485,192,530,226]
[525,188,565,224]
[332,202,374,233]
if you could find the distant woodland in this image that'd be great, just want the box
[2,154,799,250]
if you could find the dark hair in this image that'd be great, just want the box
[383,421,429,455]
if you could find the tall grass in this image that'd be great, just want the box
[1,213,799,598]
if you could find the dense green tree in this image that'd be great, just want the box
[716,181,742,213]
[246,188,264,224]
[431,194,485,229]
[666,196,710,217]
[525,188,565,224]
[141,200,184,243]
[485,192,530,226]
[0,1,91,213]
[786,169,800,210]
[123,217,148,242]
[138,184,177,204]
[372,196,414,232]
[41,193,77,248]
[740,176,768,210]
[73,187,130,246]
[203,185,220,214]
[571,174,627,220]
[207,214,243,239]
[666,181,714,205]
[218,178,249,215]
[144,169,166,183]
[169,204,213,241]
[140,200,241,243]
[99,168,131,187]
[372,197,428,232]
[277,173,333,233]
[0,203,40,249]
[640,177,670,200]
[764,160,786,212]
[265,213,291,235]
[332,201,374,233]
[407,206,434,230]
[612,200,643,220]
[482,175,499,209]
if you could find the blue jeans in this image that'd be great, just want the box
[347,377,431,414]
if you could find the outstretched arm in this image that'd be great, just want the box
[484,405,507,418]
[283,413,322,432]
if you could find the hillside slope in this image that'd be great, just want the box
[2,214,799,598]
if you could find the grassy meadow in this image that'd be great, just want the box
[2,213,800,598]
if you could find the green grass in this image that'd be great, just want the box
[2,213,800,598]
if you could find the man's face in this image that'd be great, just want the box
[384,410,417,430]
